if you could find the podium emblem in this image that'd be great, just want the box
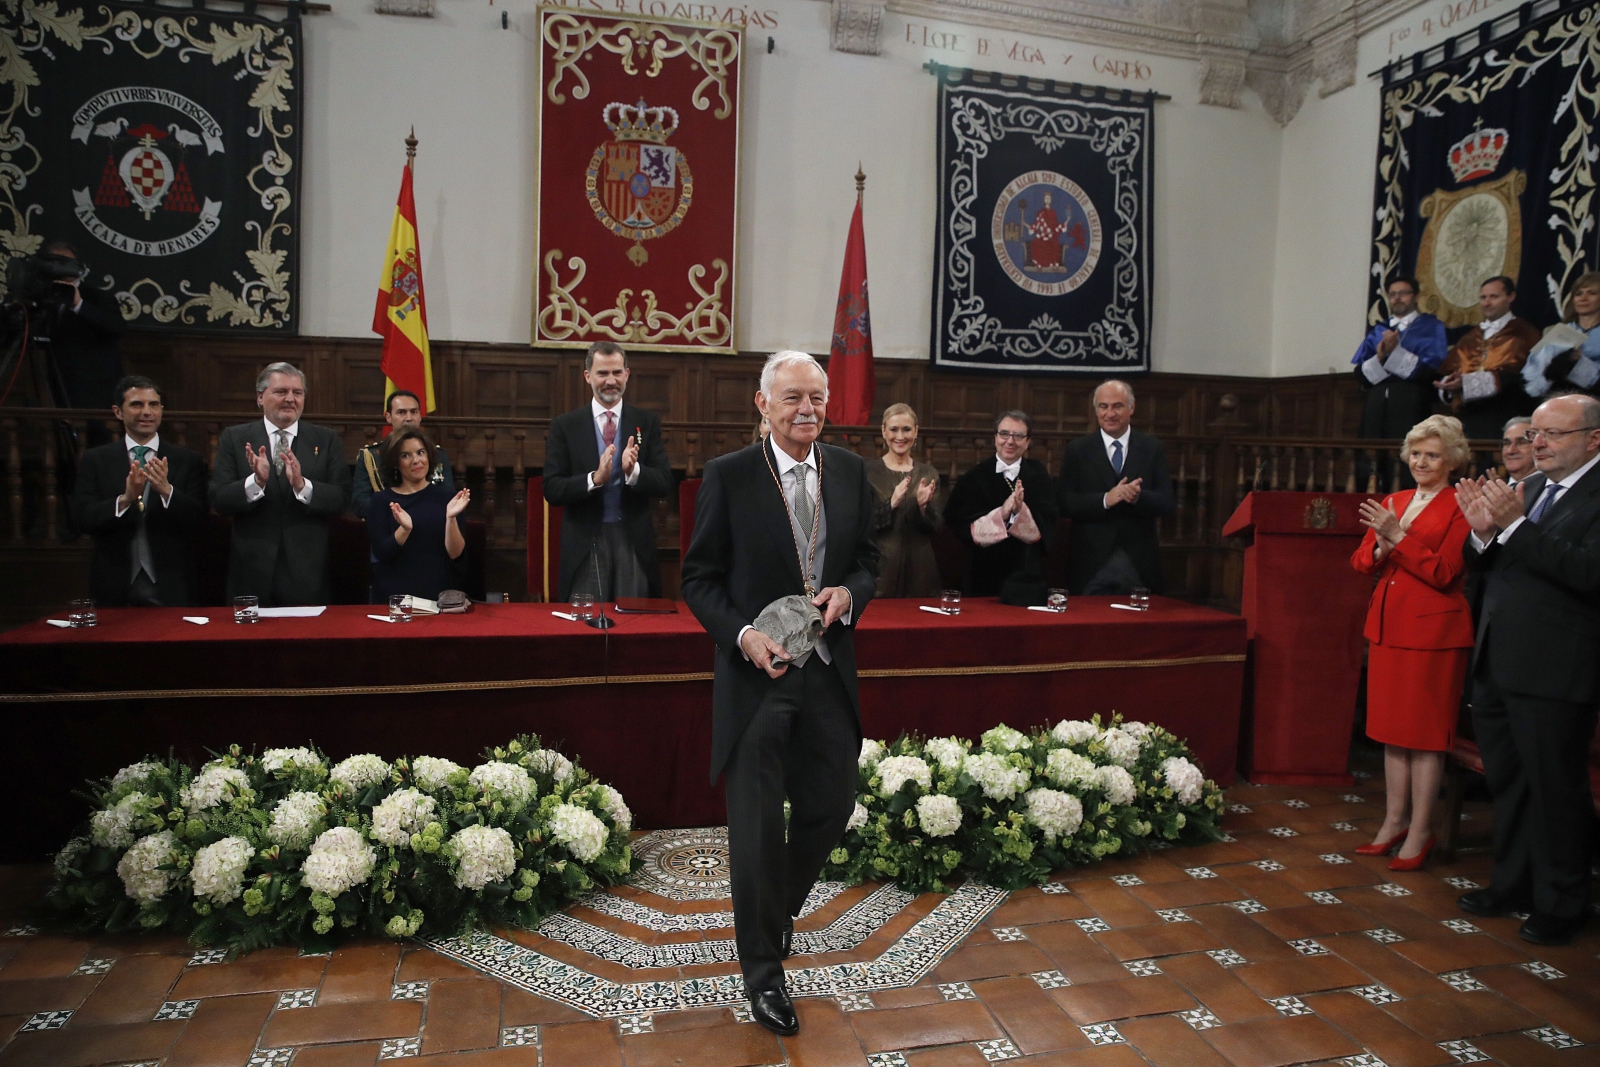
[1303,498,1336,530]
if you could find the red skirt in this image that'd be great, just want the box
[1365,643,1469,752]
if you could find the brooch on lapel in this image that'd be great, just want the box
[314,446,320,456]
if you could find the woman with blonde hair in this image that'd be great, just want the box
[1525,270,1600,397]
[867,403,943,597]
[1349,414,1475,870]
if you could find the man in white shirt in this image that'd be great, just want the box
[210,362,352,605]
[1500,417,1535,486]
[1434,276,1540,439]
[942,410,1059,598]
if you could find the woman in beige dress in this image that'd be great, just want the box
[866,403,943,597]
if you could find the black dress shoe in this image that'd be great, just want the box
[748,986,798,1035]
[1519,911,1587,946]
[780,916,794,959]
[1457,889,1530,917]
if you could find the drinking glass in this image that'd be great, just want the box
[1129,587,1151,612]
[1046,588,1068,612]
[389,594,414,623]
[576,591,601,627]
[232,595,260,624]
[68,598,96,628]
[939,589,962,616]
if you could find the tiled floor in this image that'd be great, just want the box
[0,775,1596,1066]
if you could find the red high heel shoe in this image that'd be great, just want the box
[1354,831,1407,857]
[1388,836,1435,871]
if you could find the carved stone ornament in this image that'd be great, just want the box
[1246,63,1312,126]
[375,0,435,15]
[830,0,883,56]
[1198,55,1246,108]
[1313,27,1357,97]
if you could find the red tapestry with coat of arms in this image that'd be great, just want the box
[534,9,741,353]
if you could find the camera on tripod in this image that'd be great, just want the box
[5,251,89,318]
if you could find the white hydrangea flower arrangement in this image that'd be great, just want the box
[874,755,932,798]
[409,756,464,792]
[548,803,609,863]
[181,764,252,814]
[191,837,255,907]
[268,791,327,850]
[446,824,517,890]
[261,747,326,779]
[329,754,391,792]
[370,788,437,848]
[467,762,536,813]
[91,791,155,850]
[116,830,179,904]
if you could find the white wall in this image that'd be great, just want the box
[296,0,1284,374]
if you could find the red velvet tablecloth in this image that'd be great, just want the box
[0,598,1244,861]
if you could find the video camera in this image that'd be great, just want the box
[5,251,89,316]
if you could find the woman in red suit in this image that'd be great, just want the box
[1350,414,1475,870]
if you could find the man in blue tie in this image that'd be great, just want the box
[1456,393,1600,945]
[1056,379,1176,595]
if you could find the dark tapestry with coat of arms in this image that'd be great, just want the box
[533,9,740,353]
[1370,1,1600,330]
[930,66,1154,375]
[0,0,301,332]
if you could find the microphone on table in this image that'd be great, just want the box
[586,540,615,629]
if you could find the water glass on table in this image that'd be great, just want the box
[570,592,596,621]
[232,595,259,624]
[939,589,962,616]
[68,599,96,628]
[389,594,414,623]
[1046,588,1068,612]
[1129,587,1151,612]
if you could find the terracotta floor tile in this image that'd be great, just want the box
[1166,841,1264,867]
[0,1013,25,1049]
[396,948,486,984]
[68,952,187,1026]
[1009,1046,1153,1067]
[170,954,328,999]
[1250,904,1378,942]
[1475,965,1600,1043]
[904,1045,991,1067]
[261,999,423,1047]
[1117,1014,1234,1067]
[1068,881,1159,929]
[1320,933,1451,999]
[1159,951,1278,1023]
[1392,933,1530,973]
[1218,871,1323,910]
[403,1049,542,1065]
[623,1020,784,1067]
[1341,897,1459,943]
[288,1041,383,1067]
[650,1006,735,1033]
[1471,1031,1600,1067]
[1127,878,1245,910]
[421,977,501,1054]
[931,941,1054,983]
[0,1019,184,1067]
[1279,865,1384,894]
[1026,921,1133,985]
[848,1000,1003,1052]
[1302,991,1455,1067]
[163,991,281,1067]
[499,988,590,1026]
[987,892,1093,926]
[1093,921,1223,962]
[1200,1014,1363,1067]
[1189,905,1300,963]
[869,985,946,1010]
[786,996,870,1067]
[0,975,100,1015]
[539,1019,623,1067]
[1048,975,1196,1024]
[318,942,402,1004]
[0,939,94,981]
[1232,955,1373,999]
[1378,989,1543,1042]
[971,975,1087,1054]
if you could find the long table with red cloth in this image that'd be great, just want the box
[0,598,1245,861]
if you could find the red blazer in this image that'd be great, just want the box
[1350,487,1474,649]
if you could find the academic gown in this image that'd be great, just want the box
[942,457,1057,596]
[1352,313,1449,441]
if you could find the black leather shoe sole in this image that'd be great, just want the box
[749,989,798,1036]
[1457,889,1529,917]
[1518,913,1586,946]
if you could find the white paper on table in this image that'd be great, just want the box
[1026,605,1057,612]
[1109,603,1143,612]
[182,616,210,625]
[366,614,395,624]
[917,605,956,615]
[551,611,581,621]
[45,618,72,628]
[256,606,327,618]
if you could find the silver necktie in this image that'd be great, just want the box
[791,464,814,537]
[273,429,289,473]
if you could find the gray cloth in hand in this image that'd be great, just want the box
[753,594,824,668]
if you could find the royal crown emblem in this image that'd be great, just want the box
[586,98,693,267]
[1447,123,1509,184]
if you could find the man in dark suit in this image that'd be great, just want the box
[543,341,672,601]
[681,351,877,1036]
[69,375,207,606]
[1456,392,1600,945]
[210,362,352,606]
[1056,379,1176,595]
[943,410,1057,598]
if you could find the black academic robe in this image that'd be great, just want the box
[942,456,1057,596]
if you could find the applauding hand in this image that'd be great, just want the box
[445,488,471,518]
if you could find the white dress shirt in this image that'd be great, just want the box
[1480,311,1514,341]
[1100,428,1132,508]
[113,432,175,517]
[994,455,1021,480]
[1472,449,1600,550]
[586,397,643,491]
[244,417,315,505]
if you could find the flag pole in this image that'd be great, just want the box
[406,126,417,170]
[855,162,865,203]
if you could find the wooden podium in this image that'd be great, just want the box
[1222,491,1374,785]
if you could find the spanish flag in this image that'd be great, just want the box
[372,143,435,413]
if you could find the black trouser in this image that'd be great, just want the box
[1470,673,1598,921]
[723,655,858,993]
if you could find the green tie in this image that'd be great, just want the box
[131,445,151,466]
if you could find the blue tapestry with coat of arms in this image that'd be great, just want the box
[930,66,1154,375]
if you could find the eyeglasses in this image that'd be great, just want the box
[1503,435,1534,447]
[994,430,1030,441]
[1528,426,1600,441]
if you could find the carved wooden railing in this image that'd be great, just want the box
[0,409,1509,555]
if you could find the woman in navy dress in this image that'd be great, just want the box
[366,428,470,603]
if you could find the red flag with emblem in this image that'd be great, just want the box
[827,172,874,426]
[373,135,435,415]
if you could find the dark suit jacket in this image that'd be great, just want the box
[681,438,879,783]
[1056,429,1176,594]
[209,420,352,605]
[69,437,207,606]
[1465,462,1600,703]
[542,402,672,600]
[52,285,125,409]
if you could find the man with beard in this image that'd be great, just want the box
[543,341,673,601]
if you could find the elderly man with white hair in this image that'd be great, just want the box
[681,350,879,1036]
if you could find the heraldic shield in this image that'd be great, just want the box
[535,10,741,353]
